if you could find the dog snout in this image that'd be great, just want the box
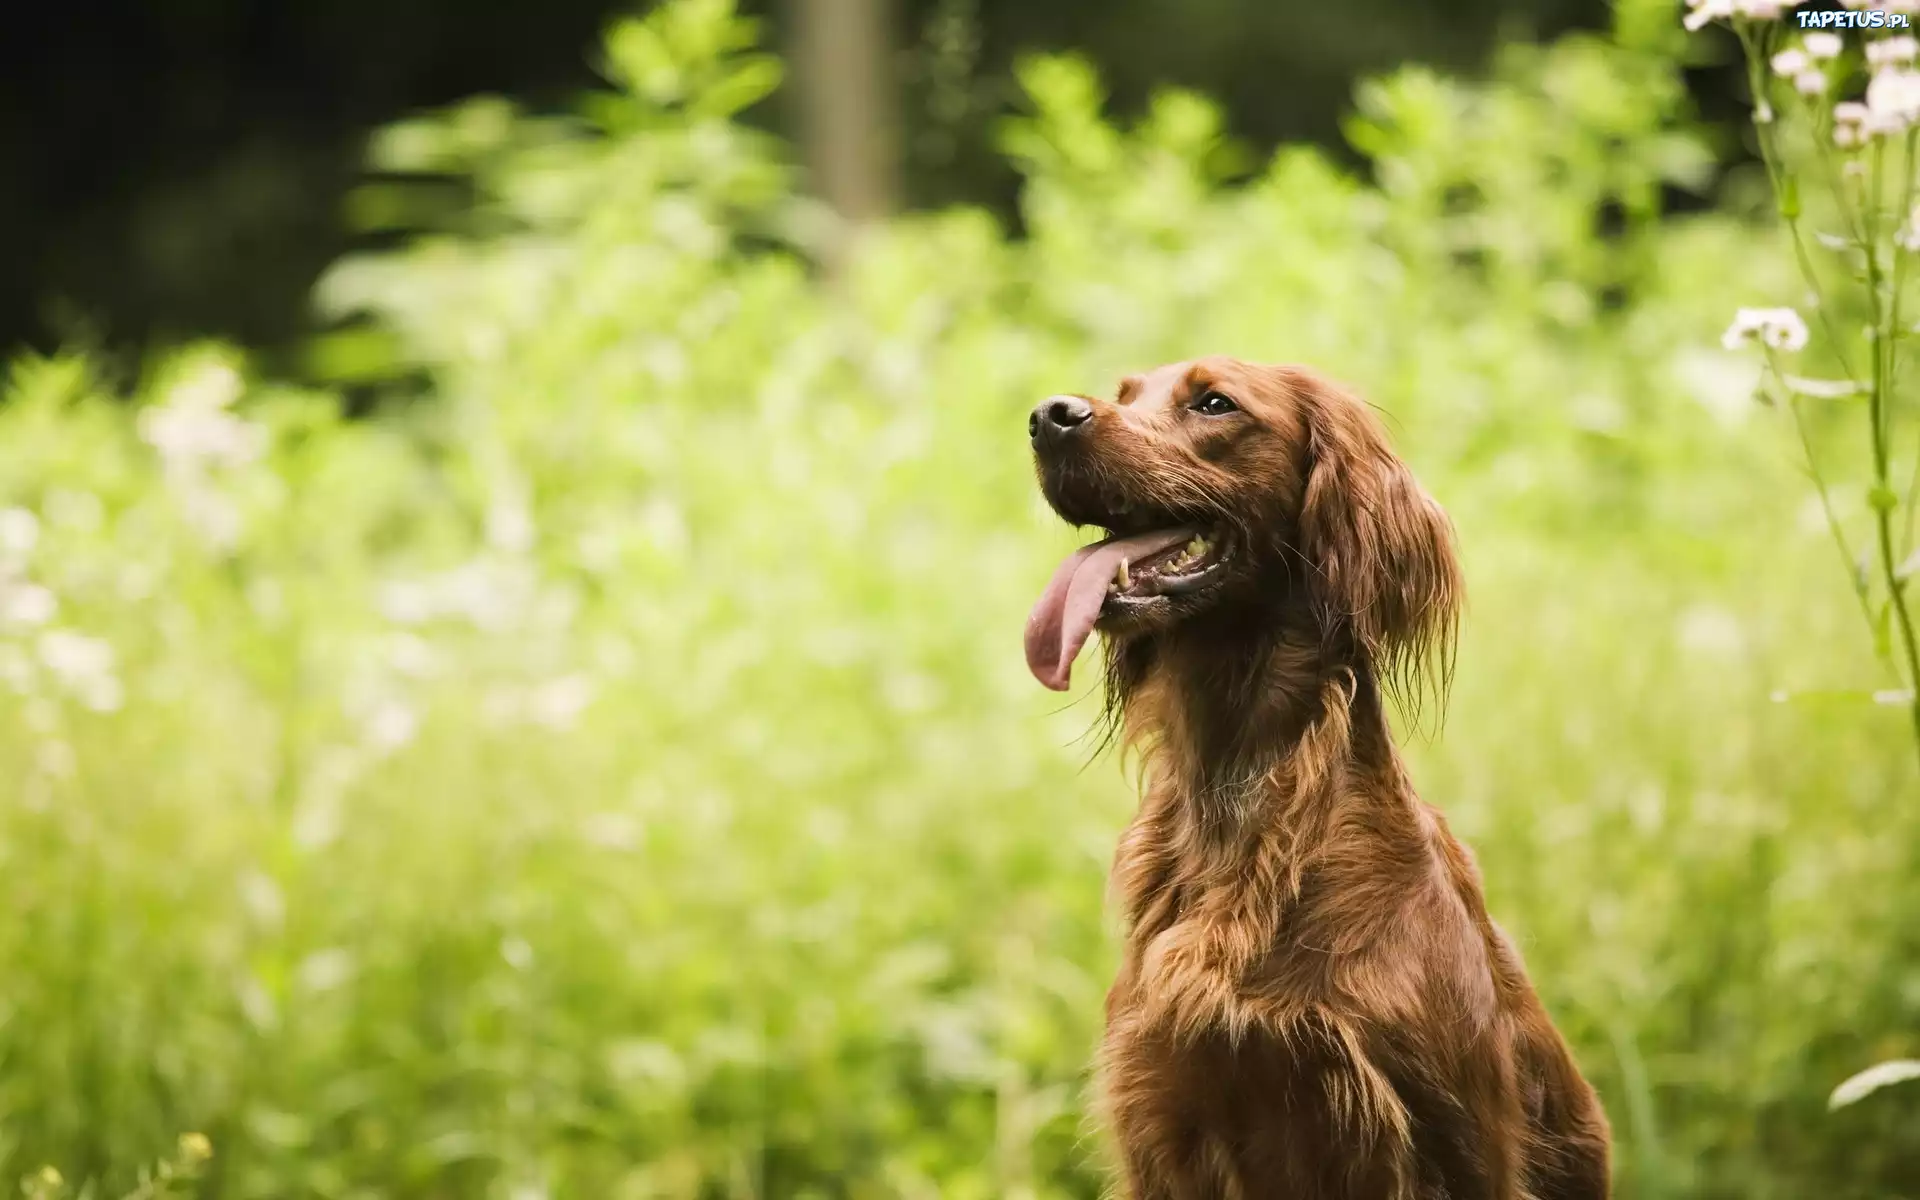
[1030,395,1094,447]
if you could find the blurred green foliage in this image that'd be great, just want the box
[2,0,1918,1195]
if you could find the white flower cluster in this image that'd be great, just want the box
[1869,35,1920,67]
[0,509,54,632]
[482,674,598,732]
[0,506,125,714]
[380,558,541,632]
[1812,39,1920,145]
[1721,307,1811,352]
[1772,34,1847,95]
[1685,0,1804,31]
[136,360,268,551]
[1806,33,1846,58]
[1896,203,1920,251]
[38,630,124,713]
[1772,46,1829,95]
[137,362,265,472]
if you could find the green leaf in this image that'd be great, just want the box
[1780,375,1868,399]
[1830,1060,1920,1109]
[602,21,682,103]
[692,56,783,118]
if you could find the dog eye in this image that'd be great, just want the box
[1191,390,1238,417]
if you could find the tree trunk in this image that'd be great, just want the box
[791,0,898,234]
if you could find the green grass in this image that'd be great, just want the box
[1,0,1918,1195]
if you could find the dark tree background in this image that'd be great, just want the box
[3,0,1635,361]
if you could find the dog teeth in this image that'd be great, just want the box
[1115,558,1131,589]
[1187,537,1207,557]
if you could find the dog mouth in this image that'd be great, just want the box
[1103,528,1228,600]
[1023,524,1232,692]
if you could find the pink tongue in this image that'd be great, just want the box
[1024,527,1196,692]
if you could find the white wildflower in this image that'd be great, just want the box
[383,632,438,679]
[139,404,266,472]
[378,580,436,625]
[500,936,533,971]
[1806,32,1845,59]
[292,792,343,851]
[1685,0,1802,29]
[1673,347,1760,427]
[36,630,122,712]
[1773,48,1811,76]
[237,975,277,1032]
[82,676,122,714]
[0,508,38,561]
[1900,204,1920,251]
[1892,0,1920,14]
[378,559,532,631]
[296,948,356,993]
[1867,68,1920,133]
[639,497,690,556]
[440,561,526,631]
[246,578,285,621]
[1678,605,1746,657]
[486,494,536,555]
[1685,0,1736,32]
[1835,107,1868,145]
[37,631,111,686]
[527,674,595,730]
[293,748,363,850]
[1796,70,1828,95]
[0,582,57,627]
[580,811,643,851]
[361,698,419,753]
[1870,37,1920,68]
[238,869,285,930]
[167,360,243,411]
[1722,307,1810,352]
[138,360,263,477]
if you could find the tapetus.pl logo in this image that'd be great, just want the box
[1799,9,1913,26]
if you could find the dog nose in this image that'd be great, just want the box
[1030,395,1093,444]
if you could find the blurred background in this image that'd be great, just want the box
[3,0,1918,1196]
[3,0,1648,360]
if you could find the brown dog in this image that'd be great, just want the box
[1024,359,1609,1199]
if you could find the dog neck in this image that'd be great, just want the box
[1111,606,1404,841]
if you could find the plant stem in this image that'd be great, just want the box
[1783,383,1877,631]
[1747,42,1877,640]
[1744,23,1920,767]
[1742,27,1866,386]
[1860,137,1920,765]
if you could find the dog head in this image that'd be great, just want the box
[1024,357,1460,707]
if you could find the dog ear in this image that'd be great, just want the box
[1295,382,1462,714]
